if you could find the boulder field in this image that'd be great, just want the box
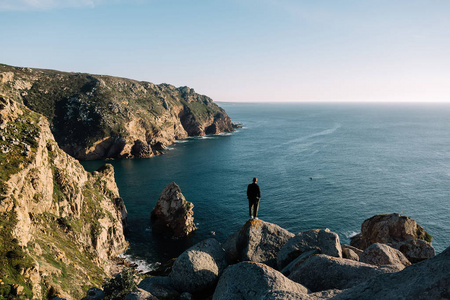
[87,213,448,299]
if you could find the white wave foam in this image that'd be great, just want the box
[343,231,359,239]
[218,132,233,136]
[118,253,160,273]
[284,123,341,145]
[175,140,189,143]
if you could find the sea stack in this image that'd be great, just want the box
[150,182,196,238]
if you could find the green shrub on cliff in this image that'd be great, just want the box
[102,269,136,300]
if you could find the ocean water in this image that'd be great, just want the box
[82,103,450,270]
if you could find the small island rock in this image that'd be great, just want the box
[150,182,196,238]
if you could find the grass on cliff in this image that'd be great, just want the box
[32,212,106,299]
[0,103,40,197]
[0,212,34,300]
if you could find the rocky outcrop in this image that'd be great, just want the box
[335,245,450,300]
[124,288,157,300]
[0,97,128,299]
[212,262,309,300]
[360,243,411,269]
[350,213,435,263]
[277,228,342,270]
[341,244,362,261]
[169,238,227,293]
[150,182,196,238]
[138,276,179,299]
[223,219,294,268]
[288,254,402,292]
[280,249,319,276]
[0,64,235,160]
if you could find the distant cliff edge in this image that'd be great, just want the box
[0,64,236,160]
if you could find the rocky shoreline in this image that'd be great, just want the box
[81,211,447,300]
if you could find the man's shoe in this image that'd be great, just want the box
[254,217,259,220]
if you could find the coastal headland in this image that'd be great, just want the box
[0,65,448,299]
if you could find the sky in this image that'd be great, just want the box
[1,0,449,102]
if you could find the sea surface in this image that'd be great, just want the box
[82,102,450,271]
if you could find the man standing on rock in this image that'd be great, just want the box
[247,177,261,220]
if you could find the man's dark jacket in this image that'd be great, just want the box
[247,183,261,201]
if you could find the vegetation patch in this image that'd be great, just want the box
[0,212,34,299]
[0,106,40,183]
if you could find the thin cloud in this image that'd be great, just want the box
[0,0,115,11]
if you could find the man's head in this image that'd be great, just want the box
[253,177,258,183]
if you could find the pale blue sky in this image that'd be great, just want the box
[1,0,449,102]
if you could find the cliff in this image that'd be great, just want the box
[0,97,128,299]
[0,64,235,160]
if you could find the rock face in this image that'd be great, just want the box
[277,228,342,270]
[360,243,411,269]
[212,262,309,300]
[124,288,157,300]
[150,182,196,238]
[350,213,434,263]
[0,64,235,160]
[223,219,294,268]
[335,245,450,300]
[288,254,402,292]
[169,238,227,293]
[138,276,179,299]
[341,244,362,261]
[0,98,128,299]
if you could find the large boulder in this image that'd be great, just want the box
[212,262,309,300]
[138,276,179,299]
[280,249,319,276]
[169,238,227,293]
[277,228,342,270]
[150,182,196,238]
[334,245,450,299]
[350,213,434,263]
[288,254,402,292]
[360,243,411,269]
[223,219,294,268]
[396,239,436,264]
